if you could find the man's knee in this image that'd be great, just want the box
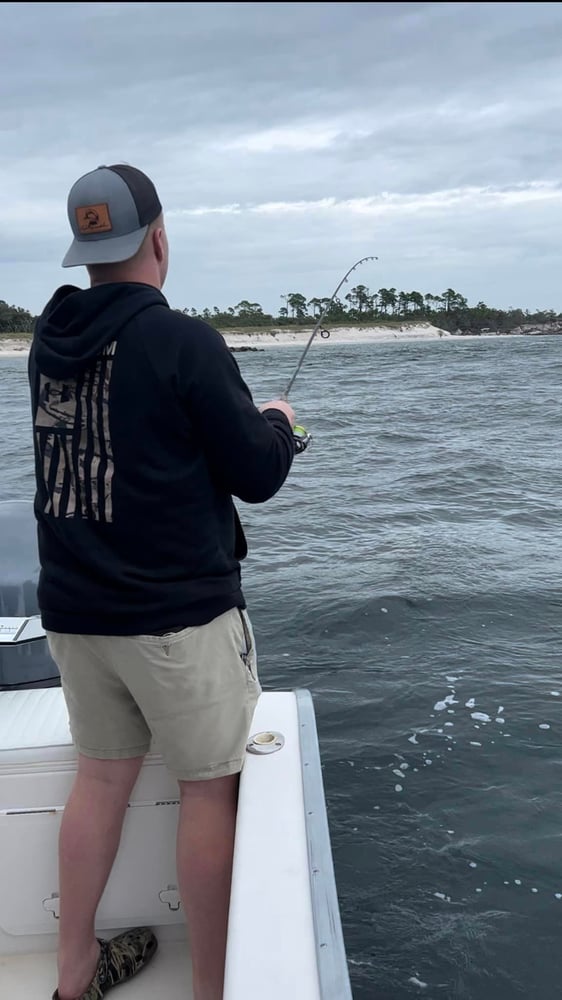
[178,772,240,803]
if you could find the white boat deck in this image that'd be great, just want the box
[1,933,193,999]
[0,681,351,999]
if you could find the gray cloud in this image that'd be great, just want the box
[2,1,562,313]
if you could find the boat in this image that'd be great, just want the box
[0,500,352,999]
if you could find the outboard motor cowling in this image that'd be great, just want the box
[0,500,60,689]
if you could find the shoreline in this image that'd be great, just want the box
[0,323,520,357]
[0,322,525,358]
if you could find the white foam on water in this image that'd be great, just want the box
[495,718,505,724]
[445,722,454,727]
[471,712,491,722]
[470,741,482,747]
[381,607,388,613]
[425,759,433,765]
[469,861,477,868]
[555,893,562,900]
[531,888,538,893]
[514,879,522,885]
[395,784,403,792]
[550,692,560,697]
[498,705,505,714]
[465,698,476,708]
[392,769,405,778]
[434,694,458,711]
[446,676,460,683]
[447,829,455,834]
[539,723,551,730]
[408,977,428,989]
[476,888,482,893]
[400,763,409,770]
[433,891,451,902]
[408,735,418,744]
[447,709,455,714]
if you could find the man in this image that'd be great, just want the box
[28,164,296,1000]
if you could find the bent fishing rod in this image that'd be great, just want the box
[282,256,378,453]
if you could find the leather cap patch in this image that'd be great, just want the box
[76,203,113,234]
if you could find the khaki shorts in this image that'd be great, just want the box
[46,607,261,781]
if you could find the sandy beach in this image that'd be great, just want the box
[0,338,31,357]
[0,322,456,357]
[222,322,453,349]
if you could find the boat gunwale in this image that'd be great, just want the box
[295,688,353,1000]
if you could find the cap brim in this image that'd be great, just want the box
[62,225,149,268]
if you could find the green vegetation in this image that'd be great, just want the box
[0,301,35,334]
[176,287,561,334]
[2,287,561,336]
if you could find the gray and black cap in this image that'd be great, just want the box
[62,164,162,268]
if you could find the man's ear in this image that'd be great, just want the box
[152,226,165,263]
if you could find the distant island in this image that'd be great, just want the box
[1,285,561,339]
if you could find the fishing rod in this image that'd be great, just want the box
[283,256,378,453]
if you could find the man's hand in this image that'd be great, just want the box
[259,399,296,427]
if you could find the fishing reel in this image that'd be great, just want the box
[293,424,312,454]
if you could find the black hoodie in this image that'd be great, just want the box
[29,283,294,634]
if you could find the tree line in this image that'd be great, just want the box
[1,287,560,335]
[0,300,36,333]
[178,286,560,334]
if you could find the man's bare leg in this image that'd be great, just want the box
[56,754,145,1000]
[177,773,239,1000]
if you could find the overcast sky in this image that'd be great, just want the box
[2,1,562,315]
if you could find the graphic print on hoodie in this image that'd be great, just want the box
[31,282,159,525]
[36,339,117,521]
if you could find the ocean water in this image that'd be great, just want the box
[2,336,562,999]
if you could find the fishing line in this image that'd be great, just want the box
[282,256,378,453]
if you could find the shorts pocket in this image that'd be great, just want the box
[236,608,257,681]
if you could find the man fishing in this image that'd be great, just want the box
[28,163,296,1000]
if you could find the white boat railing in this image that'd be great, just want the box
[295,689,352,1000]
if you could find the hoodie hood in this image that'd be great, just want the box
[33,283,168,379]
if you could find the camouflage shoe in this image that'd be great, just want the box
[52,927,158,999]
